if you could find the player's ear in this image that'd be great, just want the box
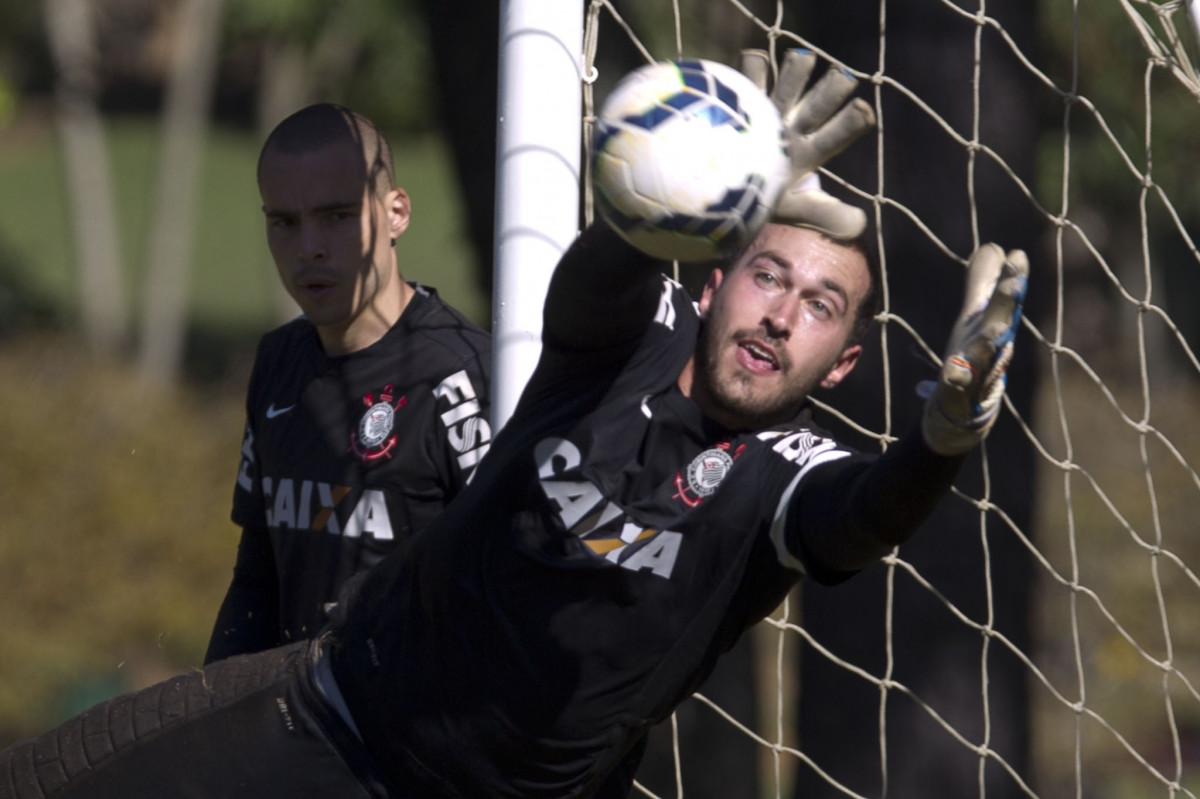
[820,344,861,389]
[388,188,411,242]
[698,269,725,318]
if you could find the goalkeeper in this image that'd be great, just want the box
[0,50,1027,799]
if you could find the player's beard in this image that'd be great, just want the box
[693,320,825,430]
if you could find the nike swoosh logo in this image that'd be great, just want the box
[266,403,296,419]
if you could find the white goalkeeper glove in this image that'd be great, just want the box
[921,244,1029,456]
[740,48,876,240]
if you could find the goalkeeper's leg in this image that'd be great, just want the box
[0,642,394,799]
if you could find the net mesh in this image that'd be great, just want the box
[580,1,1200,796]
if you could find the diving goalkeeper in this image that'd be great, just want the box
[0,50,1027,799]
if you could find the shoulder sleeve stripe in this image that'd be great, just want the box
[654,274,682,330]
[768,449,852,573]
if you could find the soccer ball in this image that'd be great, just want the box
[592,59,790,262]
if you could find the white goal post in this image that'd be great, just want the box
[491,1,1200,797]
[491,1,584,428]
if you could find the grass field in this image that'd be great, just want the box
[0,109,490,352]
[0,336,245,742]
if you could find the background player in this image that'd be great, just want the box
[204,104,492,662]
[0,54,1026,798]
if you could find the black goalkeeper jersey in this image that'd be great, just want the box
[326,255,920,795]
[226,284,491,650]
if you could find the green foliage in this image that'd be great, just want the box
[0,337,246,744]
[337,0,434,133]
[0,113,487,354]
[0,115,73,305]
[0,0,51,97]
[1037,0,1200,218]
[0,74,16,131]
[225,0,332,40]
[224,0,434,133]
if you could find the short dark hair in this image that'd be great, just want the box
[258,104,395,198]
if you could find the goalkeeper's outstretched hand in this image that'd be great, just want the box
[739,48,875,240]
[921,244,1029,456]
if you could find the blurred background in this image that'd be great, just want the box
[1,1,1200,798]
[0,0,494,746]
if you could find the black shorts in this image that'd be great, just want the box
[0,642,395,798]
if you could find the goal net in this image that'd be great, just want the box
[575,1,1200,797]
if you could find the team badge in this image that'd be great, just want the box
[350,384,407,462]
[673,442,743,508]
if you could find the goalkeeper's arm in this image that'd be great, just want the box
[541,222,672,355]
[786,427,965,581]
[787,244,1028,579]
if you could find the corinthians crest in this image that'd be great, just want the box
[672,442,744,508]
[350,384,407,462]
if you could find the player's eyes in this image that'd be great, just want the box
[809,297,845,320]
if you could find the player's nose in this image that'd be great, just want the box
[299,223,327,263]
[764,293,798,338]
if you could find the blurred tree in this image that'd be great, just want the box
[43,0,227,382]
[0,1,46,81]
[0,239,59,334]
[138,0,225,386]
[410,0,497,297]
[223,0,433,135]
[1038,0,1200,383]
[37,0,443,379]
[43,0,128,354]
